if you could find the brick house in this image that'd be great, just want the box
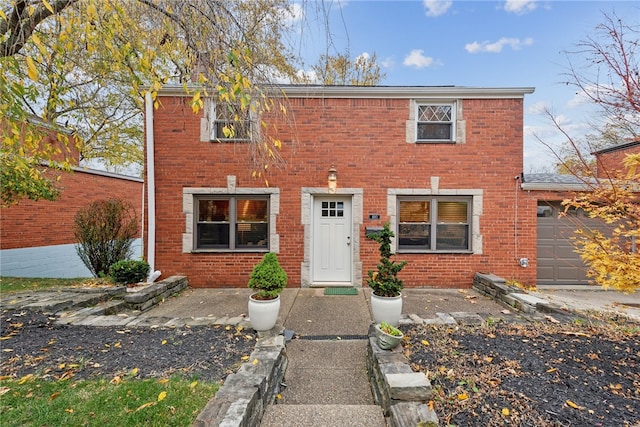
[144,85,545,288]
[0,119,143,278]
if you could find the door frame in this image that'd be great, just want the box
[300,188,363,287]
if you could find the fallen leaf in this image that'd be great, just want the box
[64,408,74,414]
[546,368,557,373]
[421,339,429,346]
[457,393,469,400]
[114,342,121,348]
[545,315,560,324]
[0,387,9,396]
[252,359,259,365]
[161,340,167,345]
[241,355,250,361]
[566,400,583,410]
[130,368,139,376]
[50,392,60,400]
[158,391,167,402]
[483,356,493,363]
[157,378,170,384]
[135,402,157,412]
[18,374,34,384]
[501,309,511,314]
[190,381,198,388]
[110,376,122,385]
[502,408,510,416]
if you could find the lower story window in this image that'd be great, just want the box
[196,196,268,250]
[398,197,471,252]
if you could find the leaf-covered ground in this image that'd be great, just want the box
[0,310,255,384]
[403,315,640,427]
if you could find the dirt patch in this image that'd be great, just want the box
[402,314,640,426]
[0,309,255,384]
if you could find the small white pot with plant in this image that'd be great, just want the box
[375,321,404,350]
[247,252,287,331]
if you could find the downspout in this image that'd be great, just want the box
[145,92,157,279]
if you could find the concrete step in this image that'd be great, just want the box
[260,404,387,427]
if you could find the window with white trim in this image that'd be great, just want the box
[210,103,252,142]
[195,196,268,250]
[416,103,455,142]
[397,196,471,252]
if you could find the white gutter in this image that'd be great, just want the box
[145,92,156,275]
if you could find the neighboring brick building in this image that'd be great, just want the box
[593,139,640,178]
[0,120,144,278]
[144,85,542,288]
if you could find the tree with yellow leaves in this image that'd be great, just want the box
[1,0,298,206]
[540,12,639,291]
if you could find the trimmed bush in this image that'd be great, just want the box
[109,259,150,285]
[248,253,287,300]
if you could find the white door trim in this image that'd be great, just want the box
[300,188,363,287]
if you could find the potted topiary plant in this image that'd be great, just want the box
[366,222,407,326]
[247,252,288,331]
[374,321,404,350]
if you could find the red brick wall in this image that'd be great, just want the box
[148,94,537,288]
[1,169,143,249]
[595,143,640,177]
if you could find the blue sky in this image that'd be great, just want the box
[288,0,640,172]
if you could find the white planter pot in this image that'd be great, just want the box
[370,292,403,326]
[248,294,281,331]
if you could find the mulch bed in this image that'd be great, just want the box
[0,310,256,384]
[403,314,640,427]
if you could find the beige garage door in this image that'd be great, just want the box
[536,202,605,286]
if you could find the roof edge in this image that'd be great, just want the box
[155,84,535,99]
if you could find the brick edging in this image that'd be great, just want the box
[193,332,287,427]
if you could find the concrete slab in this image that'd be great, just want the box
[531,289,640,321]
[138,288,299,327]
[285,340,367,370]
[280,367,374,405]
[260,404,386,427]
[400,288,510,319]
[284,288,371,336]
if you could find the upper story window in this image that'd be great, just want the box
[397,196,471,252]
[210,103,252,142]
[416,103,455,142]
[195,196,268,251]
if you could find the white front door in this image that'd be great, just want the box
[312,196,352,284]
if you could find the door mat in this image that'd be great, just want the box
[324,287,358,295]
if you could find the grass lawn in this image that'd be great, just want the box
[0,277,101,295]
[0,374,219,427]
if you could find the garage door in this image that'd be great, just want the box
[537,202,606,286]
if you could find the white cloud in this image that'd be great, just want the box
[380,56,395,69]
[282,2,304,27]
[423,0,452,17]
[503,0,538,15]
[403,49,435,68]
[465,37,533,53]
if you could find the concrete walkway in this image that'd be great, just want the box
[259,288,386,427]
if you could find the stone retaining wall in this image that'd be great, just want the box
[124,275,188,311]
[193,333,287,427]
[366,324,439,427]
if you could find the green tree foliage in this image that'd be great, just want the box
[1,0,298,204]
[74,198,139,278]
[366,223,407,297]
[308,52,386,85]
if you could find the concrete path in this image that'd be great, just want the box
[260,288,386,427]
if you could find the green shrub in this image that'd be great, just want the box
[74,198,138,278]
[366,222,407,297]
[109,259,150,285]
[248,253,287,300]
